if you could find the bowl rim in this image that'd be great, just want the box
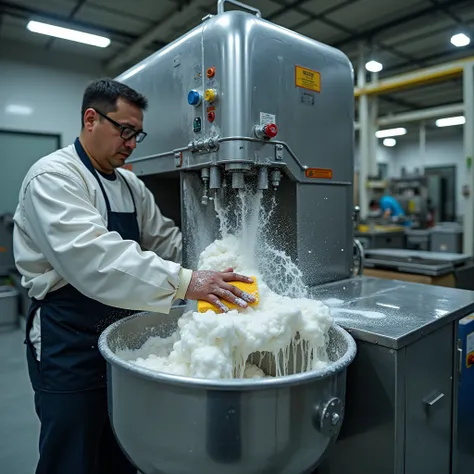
[98,311,357,391]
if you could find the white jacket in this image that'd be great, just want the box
[13,143,193,315]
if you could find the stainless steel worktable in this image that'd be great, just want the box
[310,276,474,349]
[314,276,474,474]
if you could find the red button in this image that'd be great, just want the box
[208,111,215,122]
[264,123,278,138]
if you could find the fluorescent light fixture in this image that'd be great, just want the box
[120,64,146,81]
[383,138,397,147]
[376,127,407,138]
[365,60,383,73]
[436,115,466,127]
[5,104,33,115]
[450,33,470,47]
[26,20,110,48]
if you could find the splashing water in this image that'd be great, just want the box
[121,184,333,379]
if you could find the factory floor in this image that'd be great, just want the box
[0,323,39,474]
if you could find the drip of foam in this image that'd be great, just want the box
[121,186,333,379]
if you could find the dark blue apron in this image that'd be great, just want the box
[25,138,139,473]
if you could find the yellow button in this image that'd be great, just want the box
[205,88,217,103]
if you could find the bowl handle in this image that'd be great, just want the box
[313,397,344,436]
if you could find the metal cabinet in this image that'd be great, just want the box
[312,277,474,474]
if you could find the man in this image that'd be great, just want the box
[13,78,255,474]
[369,195,405,219]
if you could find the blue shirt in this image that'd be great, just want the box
[379,195,405,217]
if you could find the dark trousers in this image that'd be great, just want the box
[33,388,137,474]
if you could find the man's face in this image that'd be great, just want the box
[84,98,144,172]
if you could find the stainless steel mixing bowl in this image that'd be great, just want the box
[99,306,357,474]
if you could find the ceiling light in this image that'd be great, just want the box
[383,138,397,147]
[27,20,110,48]
[450,33,470,48]
[435,116,466,127]
[375,127,407,138]
[365,60,383,73]
[5,104,33,115]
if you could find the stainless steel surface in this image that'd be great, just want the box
[99,308,357,474]
[365,248,470,264]
[319,322,458,474]
[363,248,472,276]
[431,223,464,253]
[404,325,454,474]
[117,7,354,286]
[310,276,474,349]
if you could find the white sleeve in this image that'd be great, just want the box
[136,178,183,264]
[20,171,193,313]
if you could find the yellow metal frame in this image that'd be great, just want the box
[355,55,474,97]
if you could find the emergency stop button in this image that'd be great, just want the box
[254,123,278,139]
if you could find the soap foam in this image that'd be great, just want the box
[121,186,333,379]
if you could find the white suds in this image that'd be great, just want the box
[119,186,333,379]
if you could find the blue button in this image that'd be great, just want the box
[188,90,201,106]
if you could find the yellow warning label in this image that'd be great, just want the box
[295,66,321,93]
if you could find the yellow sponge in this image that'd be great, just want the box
[197,277,259,313]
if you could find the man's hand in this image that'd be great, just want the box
[185,267,256,313]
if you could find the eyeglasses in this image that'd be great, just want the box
[93,108,147,143]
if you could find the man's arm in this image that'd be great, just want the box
[20,171,192,313]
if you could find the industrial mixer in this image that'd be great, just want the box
[99,2,474,473]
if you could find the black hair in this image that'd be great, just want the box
[81,78,148,127]
[369,199,378,208]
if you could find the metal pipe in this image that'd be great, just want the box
[377,103,465,126]
[209,166,222,189]
[201,168,210,205]
[358,42,369,219]
[419,121,426,174]
[368,71,379,177]
[257,167,268,190]
[355,56,474,97]
[353,103,465,130]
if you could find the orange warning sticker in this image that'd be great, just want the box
[0,247,6,253]
[305,168,333,179]
[295,66,321,93]
[121,164,133,171]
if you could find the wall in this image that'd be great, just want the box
[390,127,466,217]
[0,40,104,146]
[354,140,396,176]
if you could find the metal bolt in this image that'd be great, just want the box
[331,413,340,426]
